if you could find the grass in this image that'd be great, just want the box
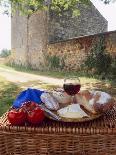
[0,76,59,116]
[0,64,100,79]
[0,71,61,116]
[1,63,115,85]
[0,64,115,116]
[0,76,22,116]
[1,63,115,87]
[18,80,59,90]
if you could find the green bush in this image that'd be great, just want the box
[107,57,116,81]
[0,49,11,58]
[47,55,60,70]
[84,36,112,75]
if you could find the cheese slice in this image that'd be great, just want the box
[57,104,88,118]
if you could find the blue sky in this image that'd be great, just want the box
[0,0,116,51]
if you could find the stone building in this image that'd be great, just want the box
[11,1,108,70]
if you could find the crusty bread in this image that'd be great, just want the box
[41,89,72,110]
[75,90,115,114]
[51,91,72,107]
[75,90,97,114]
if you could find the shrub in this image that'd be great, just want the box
[107,57,116,81]
[47,55,60,70]
[83,35,115,79]
[0,49,11,58]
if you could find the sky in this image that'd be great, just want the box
[0,0,116,51]
[91,0,116,31]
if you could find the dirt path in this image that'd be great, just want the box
[0,67,63,86]
[0,66,115,99]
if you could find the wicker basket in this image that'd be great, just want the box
[0,106,116,155]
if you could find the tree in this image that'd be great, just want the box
[0,49,11,57]
[101,0,116,4]
[0,0,90,16]
[0,0,115,16]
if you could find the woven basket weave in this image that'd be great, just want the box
[0,106,116,155]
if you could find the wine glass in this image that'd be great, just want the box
[63,76,81,104]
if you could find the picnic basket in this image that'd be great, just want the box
[0,105,116,155]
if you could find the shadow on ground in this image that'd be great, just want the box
[0,79,59,116]
[0,78,115,116]
[0,80,22,116]
[18,80,59,90]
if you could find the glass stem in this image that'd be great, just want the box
[72,95,75,104]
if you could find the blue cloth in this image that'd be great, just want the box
[13,88,45,108]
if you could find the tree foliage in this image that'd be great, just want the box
[101,0,116,4]
[0,49,11,57]
[0,0,116,16]
[0,0,90,16]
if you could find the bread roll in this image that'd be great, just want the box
[75,90,115,114]
[51,91,72,107]
[92,91,115,113]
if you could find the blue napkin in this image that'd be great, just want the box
[13,88,45,108]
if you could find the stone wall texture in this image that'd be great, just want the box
[11,11,48,70]
[11,2,108,69]
[47,31,116,71]
[11,11,28,66]
[48,2,107,42]
[28,11,48,69]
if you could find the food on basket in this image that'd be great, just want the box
[40,92,59,110]
[7,107,27,125]
[51,90,72,106]
[22,101,45,125]
[75,90,115,114]
[57,104,88,118]
[7,101,45,125]
[27,106,45,125]
[22,101,39,111]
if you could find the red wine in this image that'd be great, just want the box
[63,83,81,96]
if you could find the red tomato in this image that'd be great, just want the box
[27,107,45,125]
[7,108,27,125]
[29,101,39,110]
[22,101,39,111]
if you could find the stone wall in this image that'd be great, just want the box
[11,11,48,70]
[47,31,116,71]
[28,11,48,69]
[11,1,108,69]
[11,11,28,66]
[48,2,107,42]
[106,32,116,56]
